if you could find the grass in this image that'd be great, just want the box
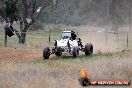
[26,51,132,66]
[0,51,132,88]
[0,25,62,49]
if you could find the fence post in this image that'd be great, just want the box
[127,32,128,50]
[49,29,51,45]
[77,31,78,38]
[105,0,112,45]
[4,31,7,47]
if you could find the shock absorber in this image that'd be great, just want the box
[67,40,71,52]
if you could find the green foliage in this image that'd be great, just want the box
[37,0,132,26]
[4,0,18,22]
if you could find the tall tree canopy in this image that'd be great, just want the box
[0,0,52,44]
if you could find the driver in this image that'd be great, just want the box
[71,31,76,40]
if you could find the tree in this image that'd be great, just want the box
[0,0,52,44]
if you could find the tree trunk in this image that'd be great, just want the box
[4,30,7,47]
[19,21,27,44]
[19,31,27,44]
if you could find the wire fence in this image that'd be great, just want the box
[1,30,132,50]
[0,30,132,60]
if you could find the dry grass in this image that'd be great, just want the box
[0,51,132,88]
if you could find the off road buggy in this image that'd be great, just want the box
[43,31,93,59]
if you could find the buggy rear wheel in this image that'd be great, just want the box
[55,47,62,56]
[84,43,93,55]
[43,47,50,59]
[72,47,79,58]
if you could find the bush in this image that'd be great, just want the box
[29,21,44,31]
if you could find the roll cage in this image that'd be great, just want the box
[61,31,76,40]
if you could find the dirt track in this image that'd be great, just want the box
[0,47,42,61]
[0,47,87,61]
